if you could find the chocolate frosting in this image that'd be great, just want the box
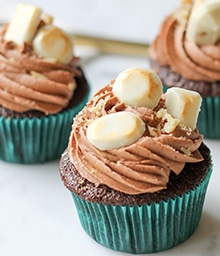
[60,142,210,206]
[150,14,220,82]
[0,25,81,114]
[68,82,203,195]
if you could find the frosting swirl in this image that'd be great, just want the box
[150,13,220,82]
[68,82,203,195]
[0,25,81,114]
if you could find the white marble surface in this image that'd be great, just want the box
[0,53,220,256]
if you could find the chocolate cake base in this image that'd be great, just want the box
[0,67,89,118]
[59,143,211,206]
[150,59,220,97]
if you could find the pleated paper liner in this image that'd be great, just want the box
[0,93,89,164]
[71,166,212,254]
[197,97,220,139]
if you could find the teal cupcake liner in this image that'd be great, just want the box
[163,84,220,139]
[71,166,212,254]
[0,92,89,164]
[197,97,220,139]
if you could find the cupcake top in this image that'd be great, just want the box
[150,0,220,82]
[68,67,204,195]
[0,3,81,115]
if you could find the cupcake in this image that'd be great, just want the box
[149,0,220,138]
[59,67,212,254]
[0,3,90,163]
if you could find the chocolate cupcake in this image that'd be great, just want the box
[150,0,220,138]
[59,67,212,254]
[0,3,89,163]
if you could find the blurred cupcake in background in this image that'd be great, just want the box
[150,0,220,138]
[0,3,90,163]
[59,67,212,254]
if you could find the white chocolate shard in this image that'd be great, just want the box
[165,87,202,130]
[30,70,48,80]
[86,112,146,151]
[41,13,54,25]
[157,109,180,133]
[186,0,220,45]
[112,67,163,108]
[4,3,42,45]
[33,25,73,64]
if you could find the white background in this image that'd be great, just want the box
[0,0,178,43]
[0,1,220,256]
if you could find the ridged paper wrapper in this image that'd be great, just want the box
[71,166,212,254]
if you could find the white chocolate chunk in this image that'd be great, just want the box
[4,3,42,45]
[186,0,220,45]
[165,87,202,130]
[33,25,73,64]
[86,112,146,150]
[112,67,163,108]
